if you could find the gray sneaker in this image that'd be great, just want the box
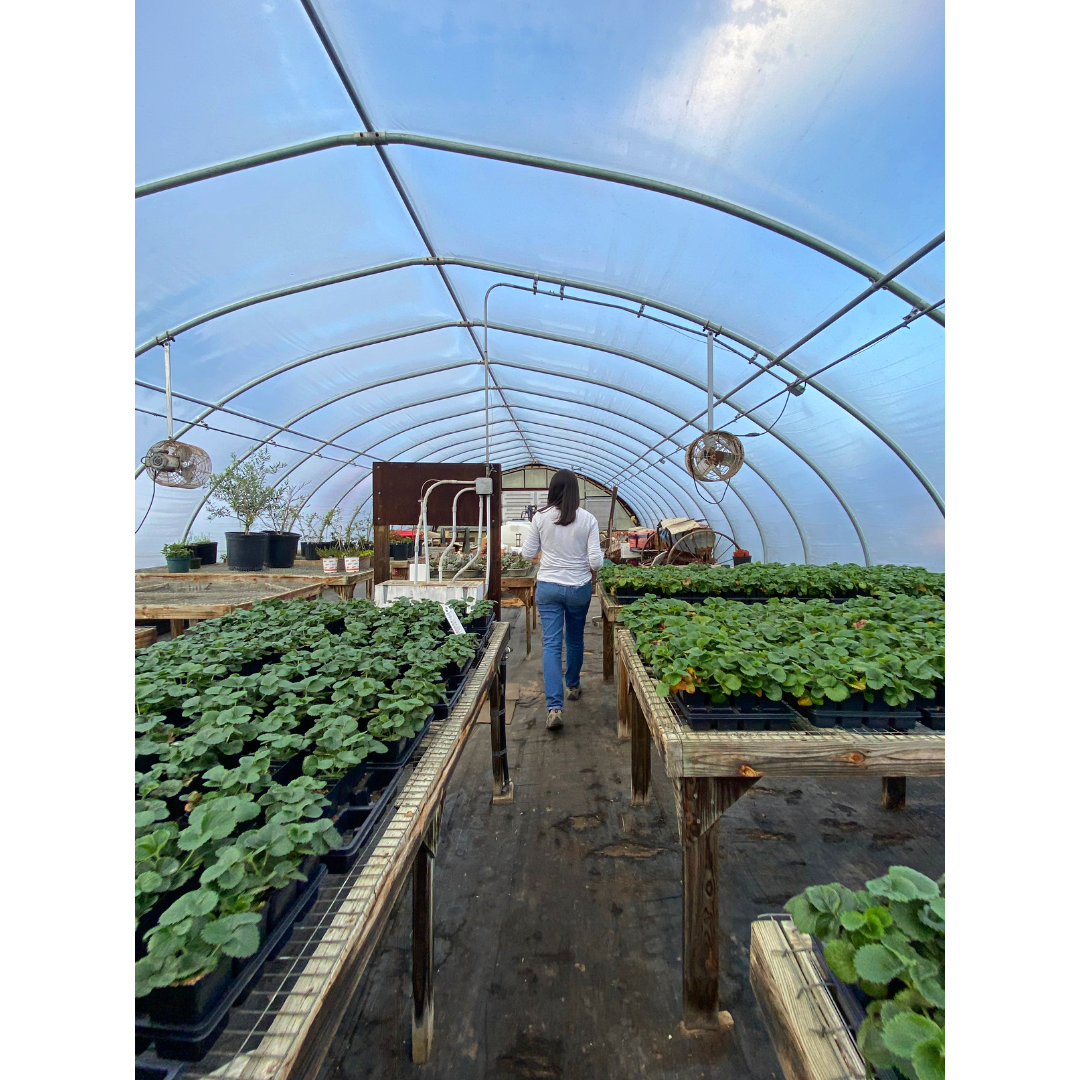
[546,709,564,730]
[566,685,582,701]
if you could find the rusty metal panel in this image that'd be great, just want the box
[372,462,502,527]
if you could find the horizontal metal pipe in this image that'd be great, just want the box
[135,130,943,327]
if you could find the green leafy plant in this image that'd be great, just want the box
[260,482,308,534]
[785,866,944,1080]
[206,449,286,534]
[188,534,215,545]
[622,594,943,709]
[599,562,944,601]
[162,542,193,559]
[136,595,493,994]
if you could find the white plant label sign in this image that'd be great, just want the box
[441,604,467,634]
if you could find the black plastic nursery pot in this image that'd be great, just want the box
[372,714,434,768]
[164,557,190,573]
[136,867,327,1062]
[321,771,403,874]
[389,540,415,559]
[225,531,268,572]
[265,531,299,568]
[189,541,218,566]
[300,541,321,560]
[733,554,752,565]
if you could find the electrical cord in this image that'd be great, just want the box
[135,473,157,534]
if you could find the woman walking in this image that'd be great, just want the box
[520,470,603,730]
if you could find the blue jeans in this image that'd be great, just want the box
[535,580,593,710]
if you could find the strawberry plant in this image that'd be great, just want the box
[785,866,944,1080]
[136,595,495,1000]
[599,562,944,600]
[622,594,943,709]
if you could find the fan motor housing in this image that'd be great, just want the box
[145,449,182,472]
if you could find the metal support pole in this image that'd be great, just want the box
[490,654,514,804]
[706,331,714,433]
[163,339,173,439]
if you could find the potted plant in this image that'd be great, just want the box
[733,548,751,566]
[206,449,284,571]
[162,543,193,574]
[259,482,305,569]
[316,545,344,573]
[187,534,219,567]
[298,512,323,561]
[389,530,415,560]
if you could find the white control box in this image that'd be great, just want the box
[474,476,494,495]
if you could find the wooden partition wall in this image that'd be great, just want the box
[371,461,503,611]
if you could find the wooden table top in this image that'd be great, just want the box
[616,629,944,781]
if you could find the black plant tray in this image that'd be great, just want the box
[465,614,495,642]
[369,714,434,767]
[613,590,859,605]
[808,937,904,1080]
[136,865,327,1061]
[432,675,470,721]
[670,691,794,731]
[804,706,921,731]
[321,760,374,814]
[321,770,403,873]
[919,709,945,731]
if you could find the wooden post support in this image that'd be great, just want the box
[411,800,442,1064]
[603,613,615,682]
[630,689,651,807]
[881,776,907,811]
[679,777,757,1030]
[490,656,514,804]
[373,523,390,590]
[169,619,186,639]
[616,648,631,740]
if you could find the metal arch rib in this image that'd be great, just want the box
[405,429,697,529]
[320,427,734,549]
[351,419,740,548]
[295,0,533,466]
[134,322,467,479]
[287,395,770,559]
[492,357,870,564]
[156,365,790,557]
[148,318,837,556]
[133,257,942,516]
[132,255,777,363]
[134,131,943,329]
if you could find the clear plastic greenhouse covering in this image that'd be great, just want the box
[135,0,943,570]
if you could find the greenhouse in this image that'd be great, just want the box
[134,3,945,1079]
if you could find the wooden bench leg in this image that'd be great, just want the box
[679,777,757,1030]
[411,803,442,1064]
[616,648,631,740]
[332,583,353,600]
[603,616,614,682]
[881,776,907,810]
[169,619,186,639]
[630,689,651,807]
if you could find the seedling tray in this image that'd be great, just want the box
[321,769,402,873]
[432,674,470,720]
[671,691,795,731]
[613,590,856,605]
[136,865,327,1061]
[366,713,434,768]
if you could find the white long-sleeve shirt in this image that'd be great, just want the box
[521,505,603,587]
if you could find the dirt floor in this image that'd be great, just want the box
[316,598,944,1080]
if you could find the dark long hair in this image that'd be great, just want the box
[545,469,580,526]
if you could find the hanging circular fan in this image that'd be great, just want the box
[142,439,212,489]
[684,430,744,482]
